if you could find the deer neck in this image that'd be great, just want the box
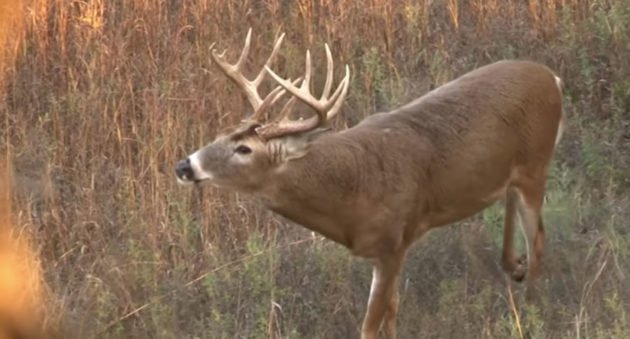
[258,137,364,247]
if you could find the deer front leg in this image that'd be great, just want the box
[361,254,404,339]
[384,271,401,338]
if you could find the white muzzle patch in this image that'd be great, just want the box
[189,150,214,181]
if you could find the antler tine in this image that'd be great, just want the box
[235,28,253,70]
[253,32,286,87]
[325,64,350,120]
[321,43,334,99]
[303,50,312,93]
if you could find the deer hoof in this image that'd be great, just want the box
[511,254,528,282]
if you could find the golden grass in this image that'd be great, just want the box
[0,0,24,83]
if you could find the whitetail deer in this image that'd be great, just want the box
[175,28,565,339]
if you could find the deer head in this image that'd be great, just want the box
[175,28,349,192]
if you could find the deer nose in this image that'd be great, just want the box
[175,158,194,181]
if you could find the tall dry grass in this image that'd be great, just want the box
[0,0,628,338]
[1,2,61,338]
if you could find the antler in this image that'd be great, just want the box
[209,28,287,121]
[210,28,350,138]
[256,43,351,139]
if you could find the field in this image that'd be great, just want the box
[1,0,629,338]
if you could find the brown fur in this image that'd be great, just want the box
[178,59,564,339]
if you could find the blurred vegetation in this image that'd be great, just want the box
[0,0,629,338]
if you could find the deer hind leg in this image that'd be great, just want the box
[361,253,404,339]
[502,188,524,281]
[502,185,546,286]
[513,183,546,300]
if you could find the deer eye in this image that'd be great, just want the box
[234,145,252,155]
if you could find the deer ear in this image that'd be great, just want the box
[282,127,332,161]
[303,126,332,142]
